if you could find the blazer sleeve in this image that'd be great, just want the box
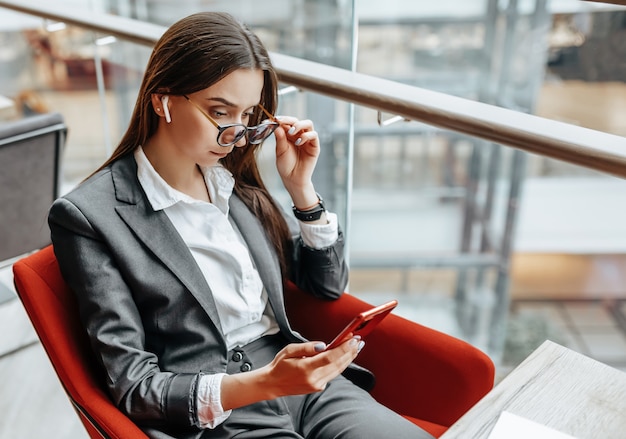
[48,197,200,428]
[284,209,349,300]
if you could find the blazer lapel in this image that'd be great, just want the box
[110,155,224,335]
[228,195,292,332]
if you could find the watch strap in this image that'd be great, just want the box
[292,194,326,222]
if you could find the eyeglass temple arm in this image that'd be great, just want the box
[184,95,276,127]
[258,104,278,123]
[182,95,220,129]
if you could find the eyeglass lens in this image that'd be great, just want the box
[219,125,247,146]
[249,120,278,144]
[217,120,278,146]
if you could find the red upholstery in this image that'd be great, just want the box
[13,245,494,438]
[284,282,495,437]
[12,245,148,438]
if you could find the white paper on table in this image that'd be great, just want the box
[488,411,578,439]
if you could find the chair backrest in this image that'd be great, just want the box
[12,245,148,439]
[0,112,65,261]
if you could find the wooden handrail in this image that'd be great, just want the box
[0,1,162,46]
[585,0,626,6]
[2,0,626,178]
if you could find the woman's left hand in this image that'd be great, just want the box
[273,116,320,206]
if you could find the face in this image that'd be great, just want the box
[159,68,265,168]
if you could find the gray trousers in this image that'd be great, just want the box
[208,333,434,439]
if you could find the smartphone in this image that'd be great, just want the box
[326,300,398,350]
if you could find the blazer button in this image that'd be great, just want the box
[240,362,252,372]
[232,352,243,362]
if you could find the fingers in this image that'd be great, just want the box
[275,116,318,148]
[273,115,320,187]
[275,115,309,131]
[308,337,365,363]
[335,336,365,356]
[310,337,364,381]
[279,341,328,359]
[278,338,364,364]
[267,340,365,396]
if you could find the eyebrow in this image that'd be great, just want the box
[205,97,258,110]
[205,97,235,107]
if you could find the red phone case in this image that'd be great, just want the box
[326,300,398,349]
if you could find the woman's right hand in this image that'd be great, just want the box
[264,338,362,396]
[220,338,362,411]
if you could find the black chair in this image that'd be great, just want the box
[0,112,66,302]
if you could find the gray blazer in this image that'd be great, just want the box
[48,153,371,434]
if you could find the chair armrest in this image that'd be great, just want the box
[13,246,148,439]
[284,282,494,427]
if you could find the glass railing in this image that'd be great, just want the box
[1,0,626,365]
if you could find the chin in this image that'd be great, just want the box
[194,156,218,167]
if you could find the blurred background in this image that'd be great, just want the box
[1,2,626,434]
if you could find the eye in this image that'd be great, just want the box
[211,110,227,118]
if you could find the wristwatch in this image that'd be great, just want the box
[292,194,326,222]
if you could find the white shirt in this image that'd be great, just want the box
[134,147,338,428]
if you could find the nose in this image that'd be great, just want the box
[234,132,248,148]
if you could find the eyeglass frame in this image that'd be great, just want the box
[182,94,279,147]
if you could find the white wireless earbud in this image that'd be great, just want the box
[161,96,171,123]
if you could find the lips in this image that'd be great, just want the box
[211,151,228,159]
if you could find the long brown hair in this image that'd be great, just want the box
[94,12,292,275]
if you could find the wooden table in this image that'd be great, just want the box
[441,340,626,439]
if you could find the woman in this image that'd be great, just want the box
[48,11,433,439]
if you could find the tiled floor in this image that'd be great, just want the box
[508,299,626,373]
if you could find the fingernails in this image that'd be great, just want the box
[357,341,365,353]
[295,138,302,146]
[288,126,296,135]
[314,342,326,352]
[348,336,361,347]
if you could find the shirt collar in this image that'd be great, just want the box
[134,146,235,215]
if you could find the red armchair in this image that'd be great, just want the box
[285,283,495,437]
[13,245,494,438]
[13,245,148,439]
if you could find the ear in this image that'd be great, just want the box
[150,94,171,123]
[161,96,171,123]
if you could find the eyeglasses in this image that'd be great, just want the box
[183,95,279,147]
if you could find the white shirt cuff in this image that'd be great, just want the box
[299,211,339,249]
[196,373,232,429]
